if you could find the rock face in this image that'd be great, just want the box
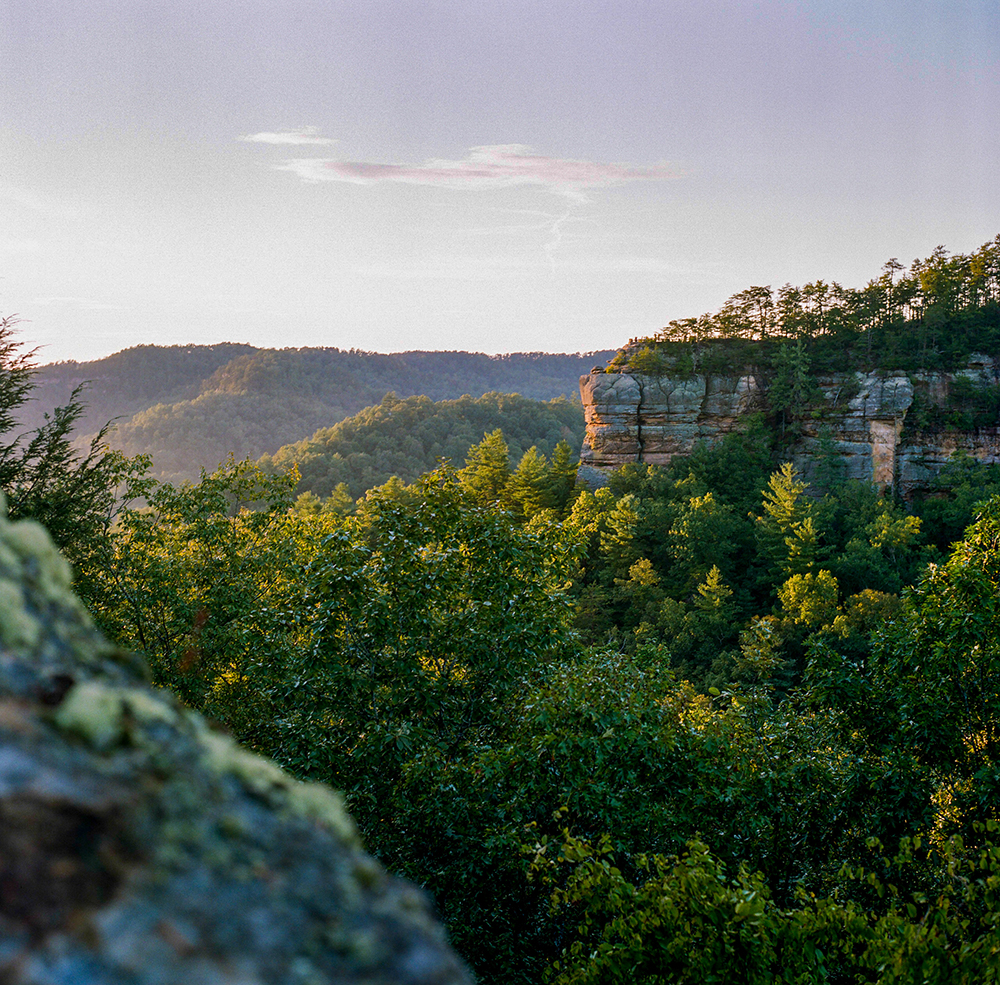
[0,505,472,984]
[580,357,1000,497]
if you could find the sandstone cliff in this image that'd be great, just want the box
[0,501,471,984]
[580,356,1000,497]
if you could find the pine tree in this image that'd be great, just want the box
[755,463,822,582]
[545,439,578,513]
[505,446,552,518]
[0,313,146,574]
[459,429,512,505]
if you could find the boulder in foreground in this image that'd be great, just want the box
[0,502,472,985]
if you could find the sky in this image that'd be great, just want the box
[2,0,998,364]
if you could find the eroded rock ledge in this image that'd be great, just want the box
[0,502,471,984]
[580,357,1000,497]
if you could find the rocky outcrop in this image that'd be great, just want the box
[580,357,1000,497]
[580,371,762,468]
[0,502,471,984]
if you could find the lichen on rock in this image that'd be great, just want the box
[0,500,472,984]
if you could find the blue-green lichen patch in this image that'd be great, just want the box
[0,579,41,650]
[52,681,126,751]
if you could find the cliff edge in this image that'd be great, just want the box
[580,356,1000,497]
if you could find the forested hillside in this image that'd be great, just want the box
[30,346,613,483]
[26,342,258,434]
[260,391,583,500]
[11,239,1000,983]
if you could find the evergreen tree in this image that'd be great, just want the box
[755,463,822,584]
[0,314,143,575]
[459,429,512,504]
[505,446,552,518]
[768,339,815,440]
[545,438,579,512]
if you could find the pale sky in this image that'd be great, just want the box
[2,0,998,364]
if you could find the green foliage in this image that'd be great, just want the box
[262,391,584,500]
[872,496,1000,834]
[543,827,1000,984]
[293,468,579,799]
[23,341,257,436]
[84,457,303,722]
[678,417,775,515]
[913,453,1000,553]
[665,489,741,592]
[22,238,1000,985]
[768,338,820,440]
[778,570,839,628]
[68,338,1000,985]
[0,314,148,578]
[755,462,823,582]
[379,650,693,982]
[943,374,1000,429]
[504,446,554,517]
[821,481,926,595]
[458,428,512,503]
[621,235,1000,377]
[626,344,673,374]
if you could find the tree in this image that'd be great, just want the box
[542,826,1000,984]
[85,457,303,725]
[873,496,1000,835]
[882,256,905,325]
[546,438,579,513]
[665,491,739,592]
[0,314,145,577]
[458,428,512,504]
[768,339,816,440]
[727,285,775,339]
[778,570,839,628]
[290,467,579,805]
[505,446,553,518]
[755,463,822,584]
[801,279,832,335]
[776,282,806,338]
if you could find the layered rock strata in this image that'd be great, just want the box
[0,502,471,984]
[580,357,1000,497]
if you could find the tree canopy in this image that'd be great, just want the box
[614,235,1000,378]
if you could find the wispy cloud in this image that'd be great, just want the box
[237,126,337,146]
[273,144,678,201]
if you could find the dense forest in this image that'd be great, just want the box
[616,235,1000,379]
[75,442,1000,984]
[9,238,1000,983]
[260,390,583,501]
[29,345,612,484]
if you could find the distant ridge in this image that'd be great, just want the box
[29,344,615,483]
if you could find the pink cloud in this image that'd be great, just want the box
[275,144,678,199]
